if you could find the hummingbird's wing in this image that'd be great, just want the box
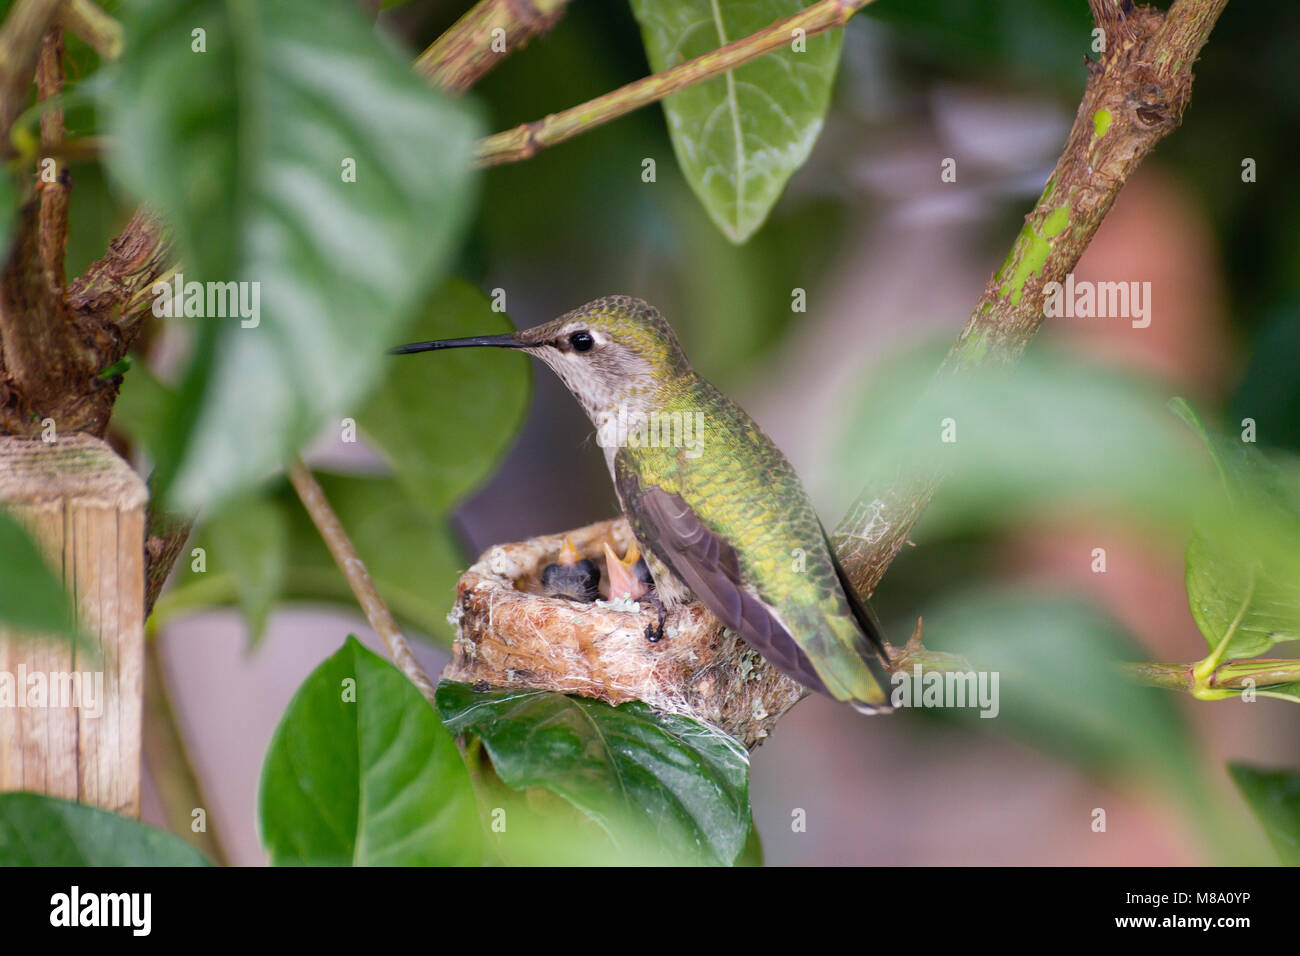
[614,456,833,696]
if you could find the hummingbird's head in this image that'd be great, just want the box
[391,296,692,420]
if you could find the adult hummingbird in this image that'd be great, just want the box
[392,296,893,713]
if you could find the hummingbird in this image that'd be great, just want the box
[392,296,893,713]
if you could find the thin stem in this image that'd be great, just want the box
[0,0,64,142]
[36,26,68,292]
[474,0,877,168]
[287,460,438,704]
[1121,657,1300,701]
[416,0,571,94]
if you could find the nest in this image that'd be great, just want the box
[443,518,806,748]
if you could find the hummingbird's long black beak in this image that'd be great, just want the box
[388,333,524,355]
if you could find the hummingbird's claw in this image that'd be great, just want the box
[644,589,668,643]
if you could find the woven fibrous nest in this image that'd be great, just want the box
[442,517,806,748]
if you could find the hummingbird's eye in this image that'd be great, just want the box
[569,331,595,353]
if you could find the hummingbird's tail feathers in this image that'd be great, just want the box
[822,526,889,657]
[821,524,896,706]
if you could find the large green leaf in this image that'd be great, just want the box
[0,511,80,644]
[0,793,210,865]
[154,472,465,643]
[103,0,481,512]
[1172,399,1300,658]
[629,0,844,243]
[259,637,479,865]
[437,681,753,866]
[361,279,530,515]
[1228,764,1300,864]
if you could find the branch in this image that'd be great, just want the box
[1122,659,1300,703]
[0,0,63,143]
[144,497,193,618]
[287,460,438,703]
[66,209,171,343]
[473,0,877,168]
[36,27,68,292]
[832,0,1230,597]
[59,0,122,62]
[415,0,571,94]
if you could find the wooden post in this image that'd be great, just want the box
[0,434,147,816]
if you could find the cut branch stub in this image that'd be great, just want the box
[444,517,805,748]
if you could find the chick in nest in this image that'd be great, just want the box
[539,537,601,602]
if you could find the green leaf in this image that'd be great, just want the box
[0,511,80,643]
[1256,683,1300,705]
[1228,764,1300,864]
[1172,399,1300,658]
[867,0,1092,86]
[0,793,210,865]
[155,472,465,643]
[1184,536,1299,659]
[361,279,530,515]
[437,681,753,866]
[259,637,479,865]
[628,0,843,243]
[204,494,288,645]
[104,0,481,512]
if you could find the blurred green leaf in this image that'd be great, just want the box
[1230,308,1300,456]
[1228,764,1300,864]
[204,495,288,646]
[0,169,17,262]
[920,592,1201,793]
[0,511,80,644]
[0,793,210,865]
[155,472,465,643]
[260,637,479,865]
[628,0,842,243]
[1172,399,1300,659]
[835,347,1210,537]
[437,680,753,866]
[104,0,481,512]
[867,0,1092,87]
[361,279,530,515]
[110,356,174,456]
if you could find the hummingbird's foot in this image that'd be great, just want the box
[644,590,668,643]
